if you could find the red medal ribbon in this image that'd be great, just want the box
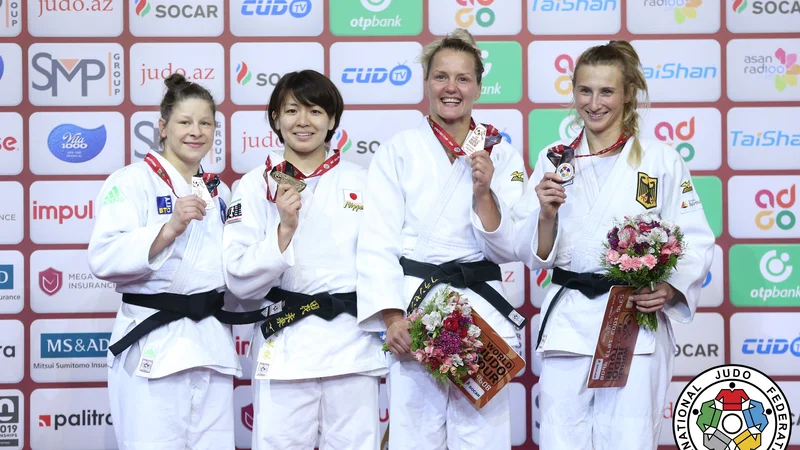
[144,153,218,198]
[264,149,341,202]
[548,128,632,159]
[427,117,501,156]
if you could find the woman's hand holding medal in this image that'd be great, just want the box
[536,172,567,222]
[469,150,494,198]
[276,183,301,252]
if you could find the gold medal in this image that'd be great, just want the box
[270,170,307,193]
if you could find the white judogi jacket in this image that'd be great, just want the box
[88,151,241,379]
[513,136,715,356]
[357,118,528,345]
[222,149,387,380]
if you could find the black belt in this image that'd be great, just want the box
[535,267,615,349]
[257,288,358,339]
[400,257,527,329]
[109,290,275,356]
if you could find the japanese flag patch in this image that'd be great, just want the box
[343,189,364,212]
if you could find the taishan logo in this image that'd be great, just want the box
[755,185,796,231]
[454,0,496,28]
[654,117,696,162]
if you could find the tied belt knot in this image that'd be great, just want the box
[400,257,527,329]
[535,267,615,349]
[258,288,358,340]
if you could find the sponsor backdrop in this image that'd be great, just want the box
[0,0,798,449]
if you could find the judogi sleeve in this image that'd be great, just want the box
[509,146,562,270]
[659,154,715,323]
[469,144,528,264]
[222,173,294,301]
[88,168,176,283]
[356,141,407,332]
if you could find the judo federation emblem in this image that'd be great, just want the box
[636,172,658,210]
[672,364,791,450]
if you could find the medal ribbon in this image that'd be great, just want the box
[427,117,501,157]
[548,128,632,159]
[144,153,219,198]
[264,149,341,202]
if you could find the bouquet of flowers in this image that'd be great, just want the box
[382,287,483,385]
[601,212,685,332]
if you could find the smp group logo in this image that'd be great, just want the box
[429,0,522,35]
[527,40,605,103]
[729,245,800,307]
[231,110,284,174]
[727,0,800,33]
[130,42,224,105]
[672,364,791,450]
[528,0,619,35]
[230,0,321,36]
[0,112,23,176]
[0,182,23,246]
[29,180,104,244]
[336,109,423,168]
[29,112,124,175]
[527,109,581,169]
[728,40,800,101]
[0,43,22,105]
[30,319,115,383]
[670,313,725,376]
[330,41,422,105]
[0,0,21,36]
[329,0,422,36]
[731,313,800,375]
[30,388,116,450]
[628,0,719,33]
[29,0,121,37]
[230,42,324,105]
[633,39,721,102]
[130,0,223,36]
[0,320,24,384]
[728,107,800,170]
[28,43,124,106]
[641,107,722,171]
[475,41,522,104]
[729,176,799,238]
[130,111,226,172]
[30,250,120,314]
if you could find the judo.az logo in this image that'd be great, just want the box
[673,364,791,450]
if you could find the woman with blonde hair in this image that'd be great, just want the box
[513,40,715,449]
[357,28,527,449]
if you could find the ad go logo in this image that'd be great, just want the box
[455,0,495,28]
[554,53,574,95]
[655,117,695,162]
[341,63,411,86]
[240,0,311,17]
[755,185,796,231]
[760,249,793,284]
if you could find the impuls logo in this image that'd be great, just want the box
[554,54,574,95]
[236,61,251,85]
[454,0,496,28]
[333,129,352,153]
[47,124,106,163]
[135,0,150,16]
[534,269,551,288]
[755,185,796,231]
[361,0,390,12]
[760,250,792,283]
[654,117,696,162]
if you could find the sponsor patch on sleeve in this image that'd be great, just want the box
[680,198,703,214]
[156,196,172,215]
[225,199,243,224]
[102,185,125,206]
[681,180,694,193]
[511,171,524,182]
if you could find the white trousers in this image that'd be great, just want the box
[108,365,234,450]
[538,320,674,450]
[387,355,511,450]
[252,374,380,450]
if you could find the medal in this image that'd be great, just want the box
[269,169,307,193]
[191,177,216,209]
[556,162,575,183]
[545,129,633,186]
[462,124,487,156]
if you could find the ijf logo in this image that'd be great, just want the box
[673,364,791,450]
[29,43,124,106]
[755,185,795,231]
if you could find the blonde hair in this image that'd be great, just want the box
[570,40,650,167]
[418,28,484,84]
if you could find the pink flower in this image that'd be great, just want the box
[619,254,643,272]
[661,235,682,256]
[641,254,657,270]
[413,350,426,362]
[606,249,621,264]
[618,226,636,249]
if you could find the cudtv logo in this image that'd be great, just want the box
[240,0,311,18]
[47,124,107,163]
[341,63,411,86]
[41,333,111,358]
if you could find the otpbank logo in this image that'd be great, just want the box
[329,0,422,36]
[641,108,721,171]
[728,0,800,33]
[730,245,800,306]
[633,39,720,102]
[130,0,224,37]
[628,0,719,33]
[729,176,800,238]
[429,0,522,36]
[728,39,800,101]
[230,0,322,37]
[727,107,800,170]
[528,0,619,35]
[527,40,605,103]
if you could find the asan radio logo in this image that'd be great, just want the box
[628,0,719,34]
[635,39,720,102]
[28,43,124,106]
[728,107,800,170]
[130,111,225,173]
[0,0,21,36]
[429,0,521,35]
[528,0,619,35]
[29,0,121,37]
[728,39,800,101]
[330,41,422,105]
[231,0,321,37]
[130,0,223,37]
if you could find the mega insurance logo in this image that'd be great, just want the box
[730,245,800,306]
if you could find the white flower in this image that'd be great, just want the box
[459,303,472,316]
[661,220,676,232]
[440,302,456,315]
[641,213,654,224]
[649,228,668,244]
[636,232,654,244]
[421,311,443,331]
[467,324,481,338]
[451,354,464,367]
